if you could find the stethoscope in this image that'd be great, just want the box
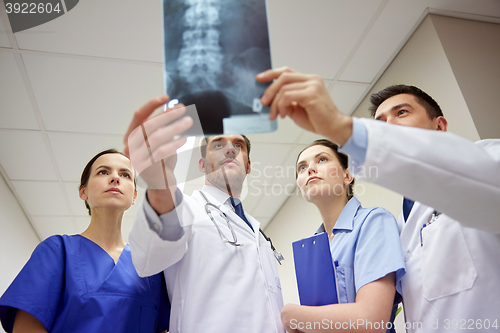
[199,190,285,265]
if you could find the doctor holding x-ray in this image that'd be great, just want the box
[123,97,285,333]
[257,67,500,333]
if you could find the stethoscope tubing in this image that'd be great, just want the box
[199,190,284,264]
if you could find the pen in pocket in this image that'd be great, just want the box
[420,224,427,247]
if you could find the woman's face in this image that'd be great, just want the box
[296,145,350,202]
[79,153,137,213]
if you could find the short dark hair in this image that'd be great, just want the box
[79,149,136,216]
[369,84,443,119]
[296,139,355,200]
[199,135,251,160]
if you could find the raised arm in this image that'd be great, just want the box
[357,119,500,233]
[258,68,500,234]
[124,97,195,276]
[124,95,193,214]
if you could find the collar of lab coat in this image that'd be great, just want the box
[200,185,258,235]
[315,197,361,234]
[201,185,232,207]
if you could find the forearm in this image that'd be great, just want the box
[146,164,179,215]
[325,114,354,147]
[282,303,390,333]
[282,274,396,333]
[358,119,500,233]
[147,188,176,215]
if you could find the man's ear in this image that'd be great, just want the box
[199,157,206,173]
[79,187,88,201]
[246,159,251,174]
[436,116,448,132]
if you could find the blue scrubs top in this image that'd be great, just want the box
[316,197,405,333]
[0,235,170,333]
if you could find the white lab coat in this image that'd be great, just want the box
[352,119,500,333]
[129,185,285,333]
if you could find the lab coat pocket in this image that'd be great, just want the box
[421,218,477,301]
[259,238,281,291]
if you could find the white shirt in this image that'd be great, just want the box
[129,185,285,333]
[342,118,500,333]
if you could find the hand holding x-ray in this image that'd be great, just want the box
[124,96,193,190]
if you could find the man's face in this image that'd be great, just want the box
[374,94,446,131]
[200,135,250,191]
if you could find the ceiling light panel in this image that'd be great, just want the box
[251,188,290,220]
[64,181,88,216]
[339,0,429,83]
[0,130,57,181]
[11,180,70,216]
[328,82,370,115]
[48,132,123,182]
[31,216,77,240]
[297,130,325,145]
[22,52,163,135]
[0,52,39,130]
[245,143,295,187]
[0,14,11,48]
[14,0,163,62]
[267,0,383,79]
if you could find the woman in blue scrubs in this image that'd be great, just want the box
[281,140,405,333]
[0,149,169,333]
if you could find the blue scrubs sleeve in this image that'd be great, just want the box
[0,236,65,332]
[354,208,405,292]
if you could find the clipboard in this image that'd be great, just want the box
[292,232,339,306]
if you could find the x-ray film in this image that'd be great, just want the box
[162,0,277,135]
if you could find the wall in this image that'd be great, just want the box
[431,15,500,139]
[0,173,40,332]
[352,15,480,141]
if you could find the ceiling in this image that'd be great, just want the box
[1,0,499,241]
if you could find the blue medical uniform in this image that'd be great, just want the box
[0,235,170,333]
[316,197,405,333]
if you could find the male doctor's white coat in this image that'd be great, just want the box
[129,185,285,333]
[345,118,500,333]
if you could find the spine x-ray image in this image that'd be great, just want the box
[163,0,277,135]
